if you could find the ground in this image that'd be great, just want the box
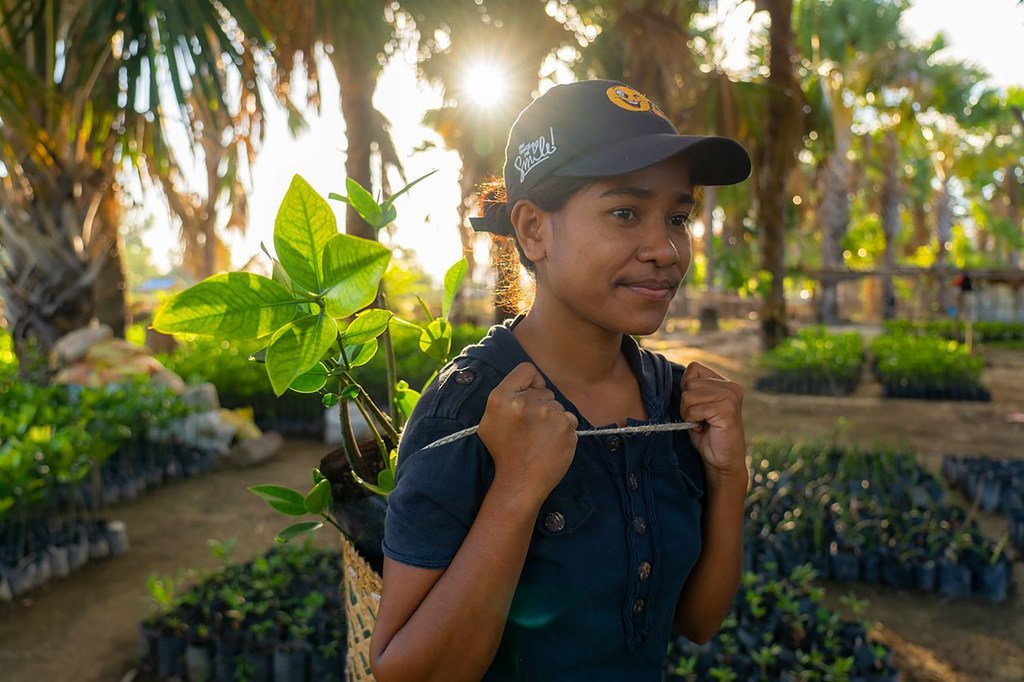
[0,321,1021,681]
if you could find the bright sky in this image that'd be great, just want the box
[139,0,1024,285]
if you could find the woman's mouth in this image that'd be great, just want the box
[621,281,675,302]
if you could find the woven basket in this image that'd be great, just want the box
[342,533,383,681]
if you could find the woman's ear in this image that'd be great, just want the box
[509,199,548,264]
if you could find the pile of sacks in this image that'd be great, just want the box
[50,325,280,467]
[50,325,185,391]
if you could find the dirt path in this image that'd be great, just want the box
[652,323,1024,682]
[0,440,336,682]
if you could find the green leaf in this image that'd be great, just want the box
[274,175,339,292]
[380,204,397,227]
[275,521,324,543]
[389,316,423,333]
[376,468,395,493]
[153,273,298,339]
[290,362,329,393]
[340,385,360,400]
[345,177,383,227]
[419,318,452,360]
[342,309,393,346]
[442,258,468,319]
[322,393,339,408]
[304,479,332,515]
[261,242,294,291]
[266,315,339,396]
[321,234,391,316]
[345,338,379,368]
[381,169,438,210]
[349,469,391,497]
[312,468,326,485]
[249,485,308,516]
[395,380,421,421]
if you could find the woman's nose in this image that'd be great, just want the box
[637,221,684,267]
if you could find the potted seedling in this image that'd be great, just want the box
[153,172,466,567]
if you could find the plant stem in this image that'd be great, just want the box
[353,394,390,473]
[377,289,400,429]
[355,384,399,444]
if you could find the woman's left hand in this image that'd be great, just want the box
[679,361,748,490]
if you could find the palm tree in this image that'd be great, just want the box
[794,0,915,324]
[756,0,802,349]
[0,0,276,364]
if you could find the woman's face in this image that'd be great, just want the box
[529,154,694,336]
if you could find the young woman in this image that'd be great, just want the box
[370,79,751,681]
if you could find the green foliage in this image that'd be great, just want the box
[0,376,191,524]
[869,334,983,390]
[141,545,347,665]
[152,171,471,542]
[158,336,271,398]
[0,329,16,382]
[757,326,865,394]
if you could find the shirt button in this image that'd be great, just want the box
[454,368,475,385]
[632,515,647,535]
[638,561,651,581]
[607,435,622,452]
[627,473,638,491]
[544,511,566,532]
[632,598,645,618]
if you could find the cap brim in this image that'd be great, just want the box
[554,133,751,186]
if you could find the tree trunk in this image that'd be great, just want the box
[90,187,130,337]
[818,150,851,324]
[880,131,901,321]
[702,186,718,291]
[934,181,953,314]
[1005,165,1021,268]
[1,197,100,374]
[332,48,378,242]
[757,0,800,350]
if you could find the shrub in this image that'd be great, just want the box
[869,335,988,400]
[755,327,864,396]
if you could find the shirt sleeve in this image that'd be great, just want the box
[382,415,491,569]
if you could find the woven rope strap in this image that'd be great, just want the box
[422,420,700,450]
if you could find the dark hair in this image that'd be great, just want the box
[475,174,591,313]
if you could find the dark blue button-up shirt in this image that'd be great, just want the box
[382,313,708,680]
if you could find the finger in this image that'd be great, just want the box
[505,362,547,392]
[682,387,740,409]
[682,361,726,384]
[683,399,739,425]
[521,387,557,403]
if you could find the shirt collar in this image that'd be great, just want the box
[460,313,668,428]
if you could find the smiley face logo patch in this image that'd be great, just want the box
[606,85,651,112]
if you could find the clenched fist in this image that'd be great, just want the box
[477,362,579,508]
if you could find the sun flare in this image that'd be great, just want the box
[463,63,507,107]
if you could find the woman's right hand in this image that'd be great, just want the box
[477,361,579,508]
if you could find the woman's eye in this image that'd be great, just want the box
[610,207,638,221]
[670,214,692,230]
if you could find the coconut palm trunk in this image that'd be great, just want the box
[90,188,130,336]
[758,0,801,349]
[879,131,902,321]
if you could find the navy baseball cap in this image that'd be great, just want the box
[471,79,751,235]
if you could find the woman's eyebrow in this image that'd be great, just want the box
[598,186,695,205]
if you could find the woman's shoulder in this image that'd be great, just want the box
[405,324,521,427]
